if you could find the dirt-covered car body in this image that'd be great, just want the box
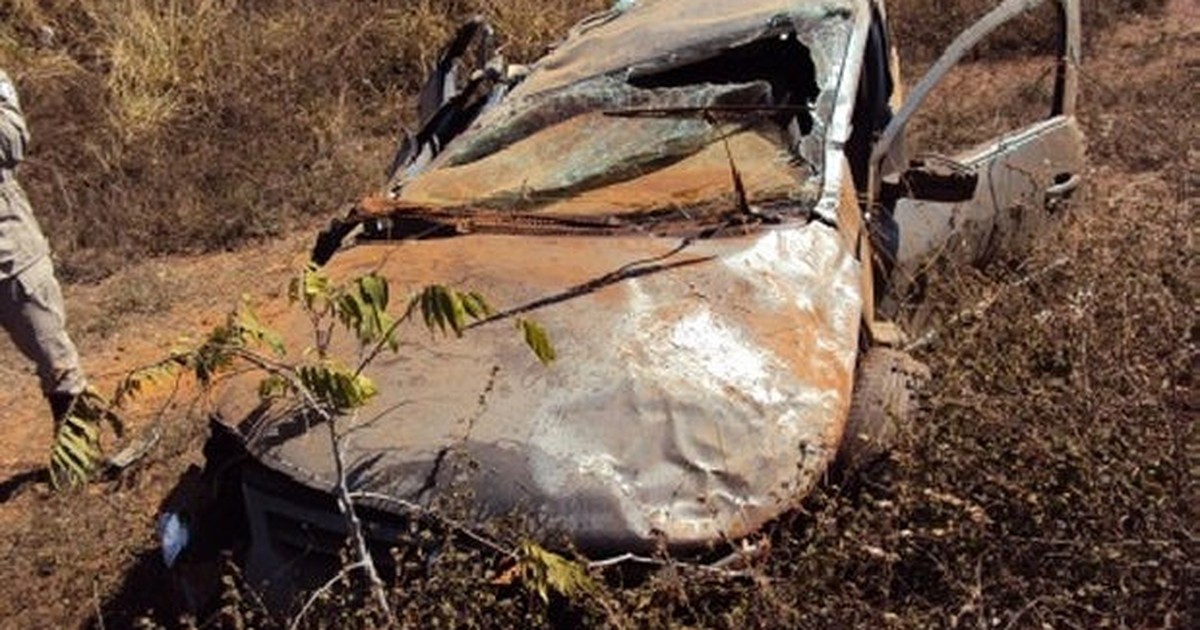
[189,0,1083,598]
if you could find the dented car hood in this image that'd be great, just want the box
[216,0,869,552]
[220,229,862,551]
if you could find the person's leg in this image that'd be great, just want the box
[2,257,103,489]
[0,256,86,422]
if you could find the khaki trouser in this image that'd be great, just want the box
[0,255,85,397]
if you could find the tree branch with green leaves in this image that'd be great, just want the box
[105,262,592,624]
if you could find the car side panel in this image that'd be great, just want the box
[889,116,1085,286]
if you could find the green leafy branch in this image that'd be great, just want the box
[115,264,556,415]
[108,263,569,622]
[111,299,286,409]
[496,541,599,604]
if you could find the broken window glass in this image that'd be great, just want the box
[390,7,853,225]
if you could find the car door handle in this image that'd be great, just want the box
[1045,173,1080,198]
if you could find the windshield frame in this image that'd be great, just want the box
[385,1,870,235]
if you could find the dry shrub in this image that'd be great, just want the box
[98,0,231,141]
[889,0,1169,66]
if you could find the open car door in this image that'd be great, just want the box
[869,0,1084,309]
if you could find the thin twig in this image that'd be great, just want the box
[328,417,393,624]
[586,552,662,569]
[226,347,395,624]
[92,577,105,630]
[288,563,360,630]
[1003,596,1047,630]
[586,548,762,579]
[347,490,513,557]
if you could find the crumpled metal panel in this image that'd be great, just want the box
[886,118,1086,304]
[393,1,857,211]
[433,78,775,170]
[401,127,817,216]
[217,223,862,551]
[515,0,856,98]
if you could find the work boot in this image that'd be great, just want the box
[47,392,76,427]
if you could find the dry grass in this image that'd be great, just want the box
[0,0,608,281]
[98,0,231,141]
[893,0,1172,156]
[889,0,1168,65]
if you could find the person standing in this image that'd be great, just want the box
[0,68,99,488]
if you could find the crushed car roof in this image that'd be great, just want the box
[517,0,860,97]
[393,0,859,219]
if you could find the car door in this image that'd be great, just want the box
[868,0,1084,309]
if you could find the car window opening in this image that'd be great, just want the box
[882,156,979,205]
[626,33,820,136]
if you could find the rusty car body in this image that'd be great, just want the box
[169,0,1085,603]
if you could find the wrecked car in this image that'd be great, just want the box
[168,0,1084,604]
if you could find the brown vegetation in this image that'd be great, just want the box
[0,0,609,281]
[0,0,1192,628]
[890,0,1167,64]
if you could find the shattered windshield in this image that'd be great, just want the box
[392,2,854,223]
